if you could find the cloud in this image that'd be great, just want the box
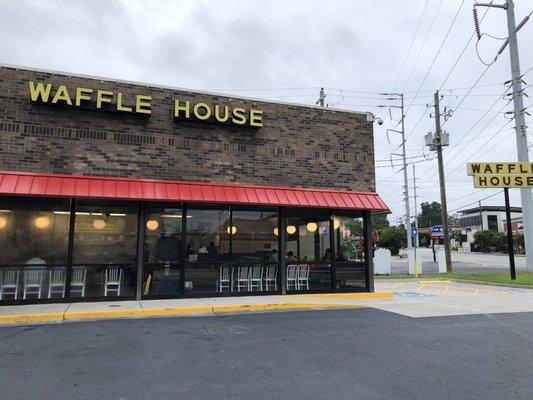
[1,0,532,222]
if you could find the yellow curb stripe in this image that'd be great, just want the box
[0,312,64,325]
[417,280,452,284]
[291,291,393,299]
[0,302,364,326]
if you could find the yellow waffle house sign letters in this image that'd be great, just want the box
[28,81,263,127]
[467,162,533,188]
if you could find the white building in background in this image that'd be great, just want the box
[457,206,522,252]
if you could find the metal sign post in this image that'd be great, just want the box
[466,162,527,280]
[504,188,517,280]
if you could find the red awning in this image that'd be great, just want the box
[0,171,389,212]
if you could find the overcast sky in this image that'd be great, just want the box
[1,0,532,224]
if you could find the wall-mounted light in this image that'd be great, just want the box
[93,219,106,230]
[334,218,341,230]
[273,227,279,236]
[0,216,7,229]
[35,216,50,229]
[306,222,318,233]
[227,226,237,235]
[146,220,159,231]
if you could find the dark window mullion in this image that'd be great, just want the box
[180,204,187,294]
[64,198,77,299]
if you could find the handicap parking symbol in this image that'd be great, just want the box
[394,291,434,298]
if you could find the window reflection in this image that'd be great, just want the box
[0,197,71,300]
[333,215,366,290]
[186,208,230,263]
[0,198,70,265]
[284,209,331,291]
[231,209,278,263]
[71,201,137,298]
[142,205,182,297]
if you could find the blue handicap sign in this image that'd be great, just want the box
[411,227,418,237]
[394,291,434,298]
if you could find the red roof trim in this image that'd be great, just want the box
[0,171,389,212]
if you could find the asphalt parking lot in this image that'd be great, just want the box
[1,306,533,400]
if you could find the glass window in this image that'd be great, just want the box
[0,197,71,301]
[71,200,137,299]
[487,215,498,231]
[185,207,230,263]
[142,204,183,298]
[0,197,71,265]
[284,209,331,291]
[333,214,366,290]
[184,206,230,295]
[231,208,278,264]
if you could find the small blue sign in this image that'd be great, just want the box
[411,227,418,237]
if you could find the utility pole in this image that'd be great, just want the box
[316,87,326,107]
[474,1,533,272]
[381,93,412,253]
[400,93,413,253]
[412,164,419,248]
[426,91,452,272]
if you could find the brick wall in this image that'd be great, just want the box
[0,66,375,191]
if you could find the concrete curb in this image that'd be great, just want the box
[377,276,533,289]
[450,279,533,289]
[0,291,393,326]
[292,292,393,299]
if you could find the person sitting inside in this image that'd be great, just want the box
[322,248,332,261]
[286,251,297,262]
[269,249,278,263]
[207,242,219,261]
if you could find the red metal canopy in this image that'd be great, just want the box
[0,171,389,212]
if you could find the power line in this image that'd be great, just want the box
[448,190,504,214]
[439,3,493,90]
[401,0,445,93]
[403,0,466,116]
[393,0,432,91]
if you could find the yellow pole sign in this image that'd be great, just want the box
[467,162,533,188]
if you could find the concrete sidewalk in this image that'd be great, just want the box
[0,291,392,325]
[366,279,533,317]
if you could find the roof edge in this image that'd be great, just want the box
[0,63,368,116]
[0,170,382,197]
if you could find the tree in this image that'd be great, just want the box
[372,213,390,230]
[345,219,362,236]
[418,201,442,228]
[514,232,524,253]
[473,230,508,252]
[378,226,406,256]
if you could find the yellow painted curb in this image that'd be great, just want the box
[0,302,362,326]
[210,302,360,313]
[292,291,393,300]
[0,312,64,325]
[417,280,452,284]
[63,308,144,321]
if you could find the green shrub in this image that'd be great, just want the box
[378,227,406,256]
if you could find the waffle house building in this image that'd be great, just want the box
[0,65,388,305]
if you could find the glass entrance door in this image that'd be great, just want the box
[142,205,183,298]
